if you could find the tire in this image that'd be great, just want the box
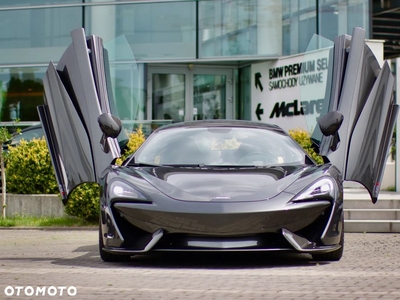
[99,221,131,262]
[312,217,344,262]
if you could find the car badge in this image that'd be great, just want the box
[213,196,231,200]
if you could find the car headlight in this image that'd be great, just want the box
[109,181,147,200]
[291,178,336,202]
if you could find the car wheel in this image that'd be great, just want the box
[99,221,131,262]
[312,217,344,262]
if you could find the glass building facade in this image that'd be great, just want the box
[0,0,370,133]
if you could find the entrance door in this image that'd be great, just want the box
[148,67,233,126]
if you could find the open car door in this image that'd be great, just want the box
[38,28,123,202]
[311,27,399,203]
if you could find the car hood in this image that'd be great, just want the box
[134,165,308,202]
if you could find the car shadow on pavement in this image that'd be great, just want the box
[49,244,329,269]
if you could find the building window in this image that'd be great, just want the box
[0,67,46,124]
[0,1,82,65]
[85,1,196,60]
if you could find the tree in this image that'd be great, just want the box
[0,123,19,218]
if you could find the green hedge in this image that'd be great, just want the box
[115,125,145,165]
[288,128,324,164]
[65,183,100,221]
[6,138,58,194]
[6,128,146,221]
[65,128,145,220]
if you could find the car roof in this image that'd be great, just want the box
[3,124,43,150]
[154,120,285,133]
[20,123,42,132]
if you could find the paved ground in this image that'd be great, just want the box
[0,230,400,299]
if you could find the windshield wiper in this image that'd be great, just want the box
[129,162,164,168]
[166,164,208,168]
[201,164,285,170]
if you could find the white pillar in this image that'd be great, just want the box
[89,1,116,42]
[337,2,348,35]
[366,40,384,67]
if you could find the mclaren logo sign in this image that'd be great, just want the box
[270,99,324,118]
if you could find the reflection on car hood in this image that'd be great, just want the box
[135,165,308,202]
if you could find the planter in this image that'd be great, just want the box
[3,194,65,218]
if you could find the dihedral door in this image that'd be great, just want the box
[38,28,121,201]
[313,27,398,203]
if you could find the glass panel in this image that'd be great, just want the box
[318,0,370,41]
[282,1,317,55]
[303,34,334,145]
[199,0,284,58]
[299,13,317,54]
[152,74,185,126]
[105,36,146,135]
[318,1,338,42]
[347,0,370,36]
[199,0,257,57]
[193,74,226,120]
[0,67,46,128]
[86,1,196,60]
[108,63,146,133]
[0,0,82,7]
[0,2,82,64]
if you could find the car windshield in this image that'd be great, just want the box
[10,127,43,145]
[133,127,306,167]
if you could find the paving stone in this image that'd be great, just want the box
[0,230,400,299]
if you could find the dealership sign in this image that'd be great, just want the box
[251,49,331,132]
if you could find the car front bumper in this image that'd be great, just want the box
[100,196,343,255]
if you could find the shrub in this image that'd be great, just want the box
[390,126,396,160]
[64,183,100,221]
[115,125,146,165]
[288,128,324,165]
[6,138,58,194]
[5,126,146,221]
[65,126,145,220]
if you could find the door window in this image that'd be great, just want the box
[152,73,186,124]
[193,74,226,120]
[149,67,233,128]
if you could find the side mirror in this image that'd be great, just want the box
[318,111,344,136]
[98,113,122,153]
[98,113,122,138]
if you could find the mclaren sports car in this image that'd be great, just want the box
[38,28,398,262]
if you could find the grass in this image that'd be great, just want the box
[0,216,97,228]
[384,186,396,192]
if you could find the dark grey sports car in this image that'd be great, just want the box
[38,27,398,262]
